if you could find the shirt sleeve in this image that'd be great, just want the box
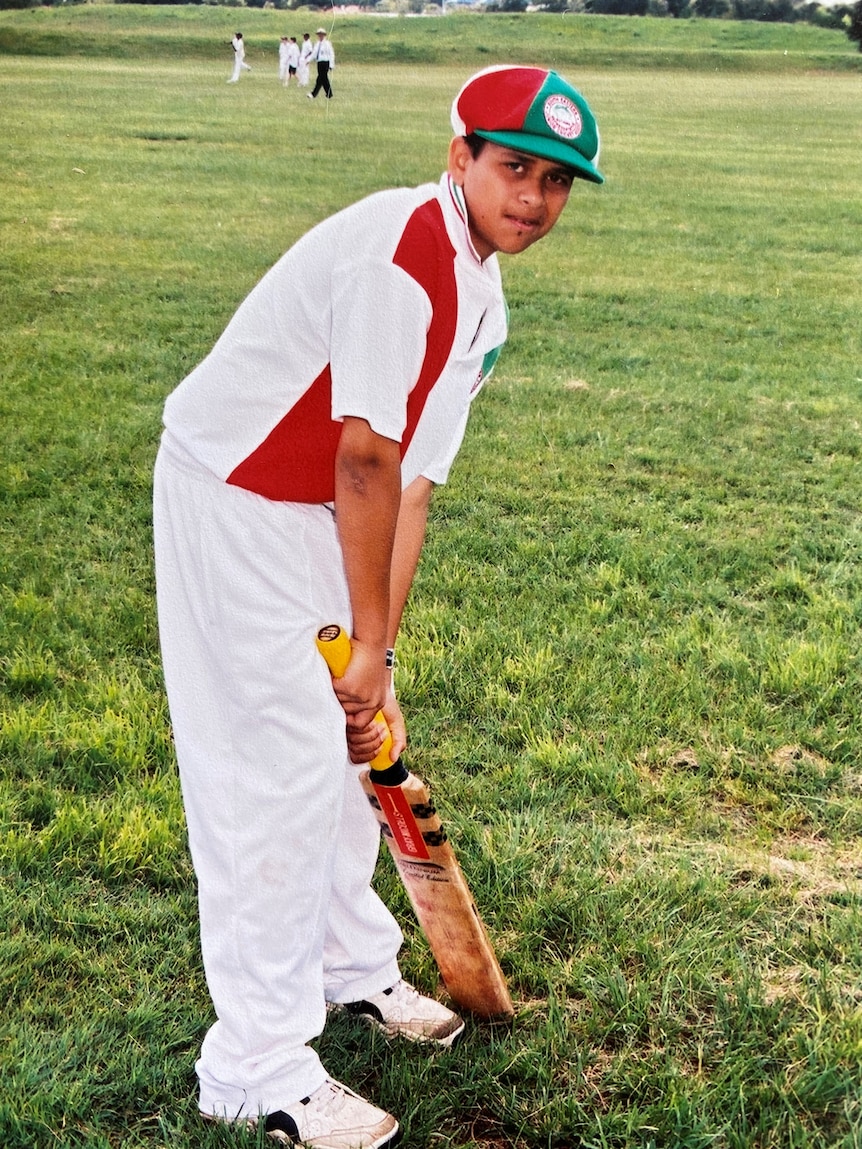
[329,260,432,443]
[414,323,508,485]
[419,405,470,486]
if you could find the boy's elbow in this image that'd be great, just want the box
[336,419,401,493]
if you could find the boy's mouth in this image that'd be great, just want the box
[509,214,542,232]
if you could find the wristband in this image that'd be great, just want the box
[385,648,396,670]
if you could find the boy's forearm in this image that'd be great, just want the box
[388,476,433,646]
[334,417,402,652]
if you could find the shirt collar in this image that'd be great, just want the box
[439,172,487,268]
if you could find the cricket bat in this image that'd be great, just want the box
[316,624,514,1020]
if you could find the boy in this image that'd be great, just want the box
[153,65,603,1149]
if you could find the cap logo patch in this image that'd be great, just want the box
[543,94,582,141]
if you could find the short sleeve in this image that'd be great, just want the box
[329,261,432,443]
[419,405,470,486]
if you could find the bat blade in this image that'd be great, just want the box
[360,767,513,1019]
[316,625,514,1020]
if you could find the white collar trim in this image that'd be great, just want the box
[443,174,485,266]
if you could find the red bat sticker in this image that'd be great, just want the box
[372,784,431,860]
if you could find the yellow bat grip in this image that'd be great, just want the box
[316,625,395,772]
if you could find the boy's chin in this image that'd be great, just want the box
[498,233,545,256]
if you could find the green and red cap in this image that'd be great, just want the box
[451,65,604,185]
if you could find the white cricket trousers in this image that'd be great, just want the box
[153,433,402,1119]
[230,55,251,82]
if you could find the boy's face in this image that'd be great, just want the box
[448,136,574,261]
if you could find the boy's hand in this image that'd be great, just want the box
[345,694,405,765]
[331,638,388,733]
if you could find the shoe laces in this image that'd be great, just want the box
[299,1079,371,1139]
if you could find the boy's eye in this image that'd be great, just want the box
[547,172,573,190]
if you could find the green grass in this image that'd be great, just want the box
[2,11,862,1148]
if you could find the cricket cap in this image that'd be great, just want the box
[451,65,603,185]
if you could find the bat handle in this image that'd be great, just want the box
[316,625,406,780]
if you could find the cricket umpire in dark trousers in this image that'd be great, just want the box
[307,27,335,99]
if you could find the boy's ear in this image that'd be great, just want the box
[447,136,471,185]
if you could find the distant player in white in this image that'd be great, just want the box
[297,32,313,87]
[228,32,251,84]
[284,36,300,86]
[278,37,290,85]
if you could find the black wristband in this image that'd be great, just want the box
[385,648,396,670]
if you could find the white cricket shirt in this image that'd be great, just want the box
[163,173,508,503]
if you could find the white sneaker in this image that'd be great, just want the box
[337,980,465,1048]
[205,1078,399,1148]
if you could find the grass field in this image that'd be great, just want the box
[2,9,862,1149]
[2,5,861,70]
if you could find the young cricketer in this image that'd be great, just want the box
[153,65,604,1149]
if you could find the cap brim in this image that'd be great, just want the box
[475,129,604,185]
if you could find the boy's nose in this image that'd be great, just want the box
[518,179,544,205]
